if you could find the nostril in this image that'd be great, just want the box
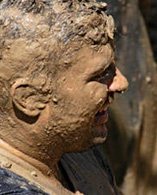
[116,90,124,94]
[115,89,127,94]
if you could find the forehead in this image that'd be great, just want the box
[68,44,114,72]
[1,38,114,79]
[0,3,115,78]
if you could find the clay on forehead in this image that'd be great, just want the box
[0,0,115,103]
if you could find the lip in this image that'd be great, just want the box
[92,110,108,144]
[92,94,112,143]
[92,91,114,142]
[93,112,108,144]
[95,110,108,124]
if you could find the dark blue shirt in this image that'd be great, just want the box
[0,167,48,195]
[0,146,118,195]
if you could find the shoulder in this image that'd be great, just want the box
[0,167,49,195]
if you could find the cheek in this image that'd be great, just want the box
[63,81,108,116]
[56,79,108,120]
[85,82,108,108]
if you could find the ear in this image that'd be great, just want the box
[11,78,46,117]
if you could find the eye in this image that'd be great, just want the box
[89,64,116,86]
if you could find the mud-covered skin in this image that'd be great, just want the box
[50,45,114,152]
[0,0,118,165]
[0,0,128,194]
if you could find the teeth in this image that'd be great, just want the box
[108,96,113,104]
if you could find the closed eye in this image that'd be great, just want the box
[88,63,116,87]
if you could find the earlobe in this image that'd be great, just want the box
[11,78,46,117]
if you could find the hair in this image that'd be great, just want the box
[0,0,115,110]
[0,0,114,44]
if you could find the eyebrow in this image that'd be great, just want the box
[84,59,114,81]
[91,56,114,74]
[93,51,115,73]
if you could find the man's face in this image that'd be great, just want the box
[4,36,128,157]
[0,4,128,163]
[46,43,128,153]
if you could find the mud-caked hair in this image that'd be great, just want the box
[0,0,115,46]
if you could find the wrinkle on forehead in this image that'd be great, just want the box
[67,44,115,75]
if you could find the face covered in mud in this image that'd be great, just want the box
[0,0,128,161]
[45,43,128,153]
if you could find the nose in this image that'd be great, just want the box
[108,68,129,93]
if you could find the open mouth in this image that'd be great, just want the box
[95,91,114,123]
[93,92,114,143]
[95,109,108,124]
[93,106,109,142]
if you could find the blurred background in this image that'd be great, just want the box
[98,0,157,194]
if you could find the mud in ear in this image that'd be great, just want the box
[11,78,46,118]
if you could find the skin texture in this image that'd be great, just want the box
[0,0,128,194]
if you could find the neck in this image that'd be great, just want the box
[0,138,56,175]
[1,105,63,173]
[0,139,72,194]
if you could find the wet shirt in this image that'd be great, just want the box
[0,167,48,195]
[0,146,119,195]
[59,146,120,195]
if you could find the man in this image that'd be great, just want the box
[0,0,128,194]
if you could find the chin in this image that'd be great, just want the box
[68,133,108,154]
[92,136,108,145]
[63,118,108,153]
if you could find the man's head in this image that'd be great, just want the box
[0,0,128,165]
